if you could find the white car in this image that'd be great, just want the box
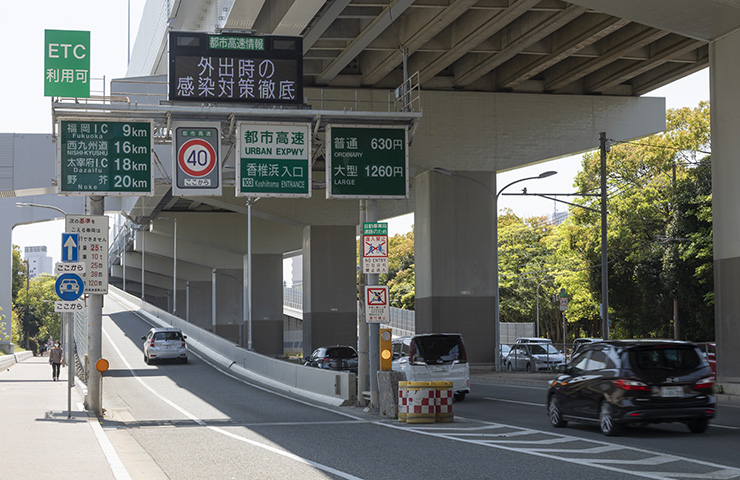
[142,327,188,364]
[392,333,470,401]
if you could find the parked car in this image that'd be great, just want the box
[142,327,188,364]
[547,340,716,436]
[506,342,565,372]
[304,345,358,373]
[499,344,511,365]
[515,337,553,345]
[392,333,470,401]
[697,342,716,378]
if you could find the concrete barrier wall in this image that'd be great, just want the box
[108,286,356,405]
[0,350,34,370]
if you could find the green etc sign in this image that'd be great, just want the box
[236,122,311,197]
[44,29,90,98]
[326,125,408,199]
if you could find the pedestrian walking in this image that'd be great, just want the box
[49,341,64,381]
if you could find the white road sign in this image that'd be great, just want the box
[365,285,390,324]
[55,262,86,275]
[55,300,85,312]
[65,215,109,294]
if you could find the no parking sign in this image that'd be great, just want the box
[172,121,222,196]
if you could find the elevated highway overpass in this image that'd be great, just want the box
[2,0,740,398]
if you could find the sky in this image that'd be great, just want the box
[4,2,710,263]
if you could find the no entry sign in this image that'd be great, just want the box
[172,122,222,196]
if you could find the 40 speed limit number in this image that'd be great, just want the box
[178,139,217,177]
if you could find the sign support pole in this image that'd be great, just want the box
[87,196,104,417]
[358,202,369,406]
[65,311,73,418]
[365,200,380,408]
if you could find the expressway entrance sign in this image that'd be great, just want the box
[364,285,390,324]
[236,122,311,197]
[57,119,153,195]
[326,125,408,199]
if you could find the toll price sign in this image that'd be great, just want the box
[236,122,311,197]
[365,286,390,324]
[326,125,408,199]
[58,119,153,195]
[65,215,109,294]
[172,121,222,196]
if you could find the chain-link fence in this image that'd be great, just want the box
[73,309,88,383]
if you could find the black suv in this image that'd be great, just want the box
[304,346,358,373]
[547,340,716,436]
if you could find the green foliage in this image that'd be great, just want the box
[383,229,415,309]
[12,246,26,301]
[567,102,712,340]
[13,274,61,346]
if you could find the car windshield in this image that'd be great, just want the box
[630,346,702,372]
[531,344,560,355]
[412,335,467,364]
[326,347,357,359]
[154,331,182,341]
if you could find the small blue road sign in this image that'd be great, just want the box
[55,273,84,301]
[61,233,79,262]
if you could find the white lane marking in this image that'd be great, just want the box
[89,415,132,480]
[102,328,363,480]
[376,420,740,480]
[711,423,740,430]
[107,295,364,423]
[485,396,545,407]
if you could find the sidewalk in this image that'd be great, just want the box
[0,356,121,479]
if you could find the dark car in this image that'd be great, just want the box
[304,346,358,373]
[547,340,716,436]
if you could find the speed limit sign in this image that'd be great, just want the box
[172,121,222,196]
[178,138,216,177]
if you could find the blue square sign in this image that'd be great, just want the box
[61,233,79,262]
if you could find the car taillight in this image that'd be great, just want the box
[694,376,715,391]
[613,379,651,392]
[181,340,186,347]
[150,340,155,347]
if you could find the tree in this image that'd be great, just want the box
[382,229,415,309]
[569,102,712,340]
[12,246,26,301]
[13,274,60,349]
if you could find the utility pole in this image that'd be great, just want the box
[600,132,609,339]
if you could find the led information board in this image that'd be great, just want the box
[169,31,302,105]
[236,122,311,197]
[326,125,408,199]
[57,119,153,195]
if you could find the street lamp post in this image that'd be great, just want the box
[432,168,556,371]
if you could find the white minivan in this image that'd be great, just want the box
[392,333,471,401]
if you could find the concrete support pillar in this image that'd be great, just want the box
[302,225,357,356]
[711,31,740,386]
[251,254,283,356]
[415,171,497,364]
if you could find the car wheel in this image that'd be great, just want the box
[453,392,466,402]
[599,401,622,436]
[548,397,567,428]
[181,357,188,364]
[525,362,532,373]
[507,362,513,371]
[687,418,709,433]
[146,355,152,365]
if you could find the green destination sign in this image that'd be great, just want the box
[58,119,153,195]
[44,29,90,98]
[326,125,408,199]
[237,123,311,197]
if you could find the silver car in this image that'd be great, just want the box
[142,327,188,364]
[506,342,565,372]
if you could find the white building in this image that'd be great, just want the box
[24,246,53,277]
